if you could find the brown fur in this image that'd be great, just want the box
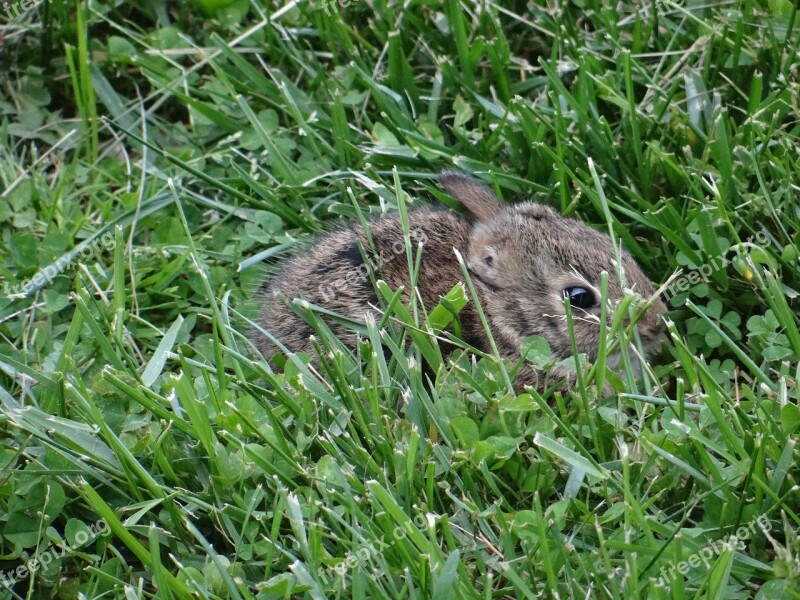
[253,172,666,390]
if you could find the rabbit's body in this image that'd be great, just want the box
[256,207,484,357]
[254,173,666,389]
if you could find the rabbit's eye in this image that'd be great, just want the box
[562,286,595,309]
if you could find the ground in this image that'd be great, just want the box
[0,0,799,598]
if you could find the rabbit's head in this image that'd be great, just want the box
[440,172,666,372]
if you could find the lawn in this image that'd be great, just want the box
[1,0,799,598]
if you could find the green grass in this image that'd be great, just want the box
[1,0,799,598]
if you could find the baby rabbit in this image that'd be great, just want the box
[254,172,666,390]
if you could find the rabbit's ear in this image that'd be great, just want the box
[465,232,503,288]
[439,172,503,222]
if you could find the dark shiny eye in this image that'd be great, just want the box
[562,286,596,309]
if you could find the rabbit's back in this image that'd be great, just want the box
[255,207,477,357]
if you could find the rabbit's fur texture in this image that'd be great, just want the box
[254,173,666,390]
